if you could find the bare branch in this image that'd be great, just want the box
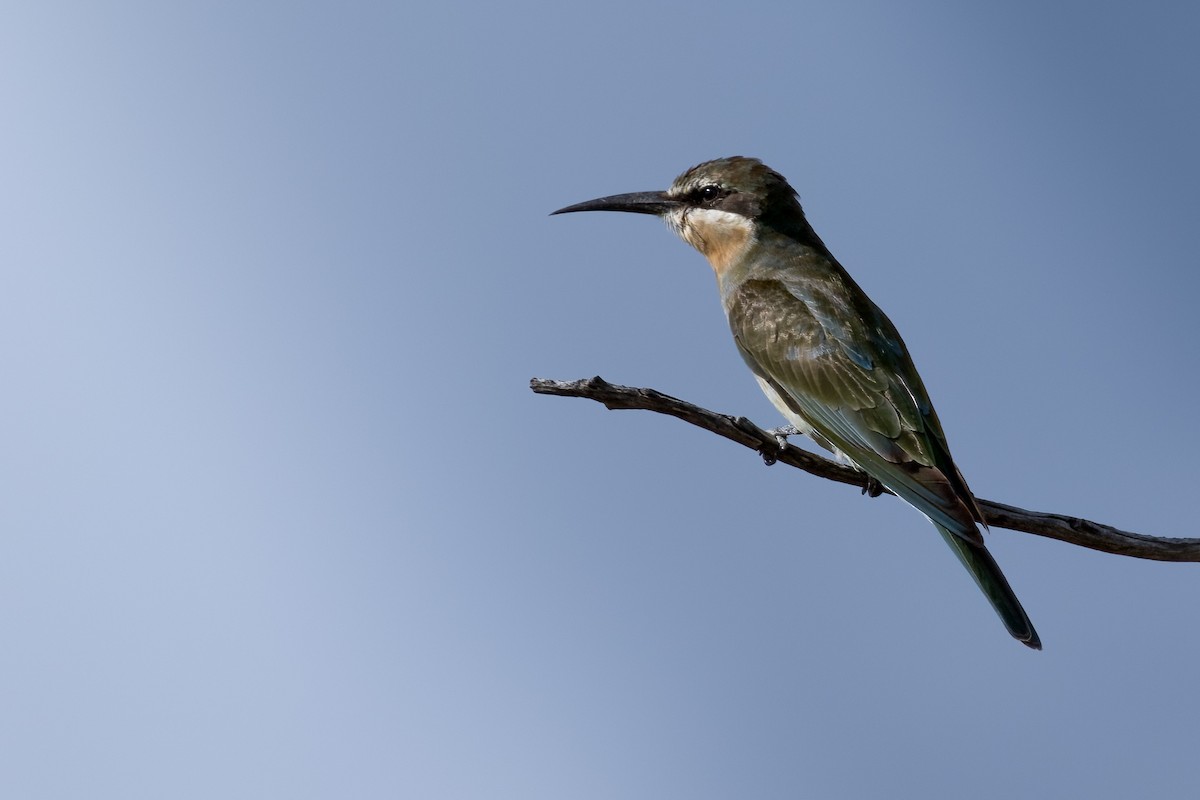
[531,376,1200,562]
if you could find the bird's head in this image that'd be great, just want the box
[552,156,806,274]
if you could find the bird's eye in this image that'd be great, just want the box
[699,185,723,202]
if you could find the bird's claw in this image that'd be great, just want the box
[861,475,885,498]
[760,425,801,466]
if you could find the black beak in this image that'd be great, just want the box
[551,190,680,216]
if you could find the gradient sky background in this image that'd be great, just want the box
[2,2,1199,798]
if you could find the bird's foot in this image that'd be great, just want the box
[759,425,802,466]
[861,475,885,498]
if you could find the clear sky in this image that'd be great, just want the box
[2,2,1198,798]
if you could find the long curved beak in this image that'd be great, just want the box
[551,191,680,216]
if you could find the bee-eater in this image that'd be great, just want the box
[552,156,1040,649]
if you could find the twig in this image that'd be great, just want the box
[530,376,1200,562]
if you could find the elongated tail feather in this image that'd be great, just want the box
[934,524,1041,649]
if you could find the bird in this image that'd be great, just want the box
[552,156,1040,649]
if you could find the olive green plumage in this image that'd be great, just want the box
[554,156,1041,649]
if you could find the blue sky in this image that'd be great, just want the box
[2,2,1198,797]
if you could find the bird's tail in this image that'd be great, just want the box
[934,524,1041,650]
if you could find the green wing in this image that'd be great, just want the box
[726,277,981,541]
[726,276,1040,648]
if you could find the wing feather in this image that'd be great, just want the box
[726,277,984,545]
